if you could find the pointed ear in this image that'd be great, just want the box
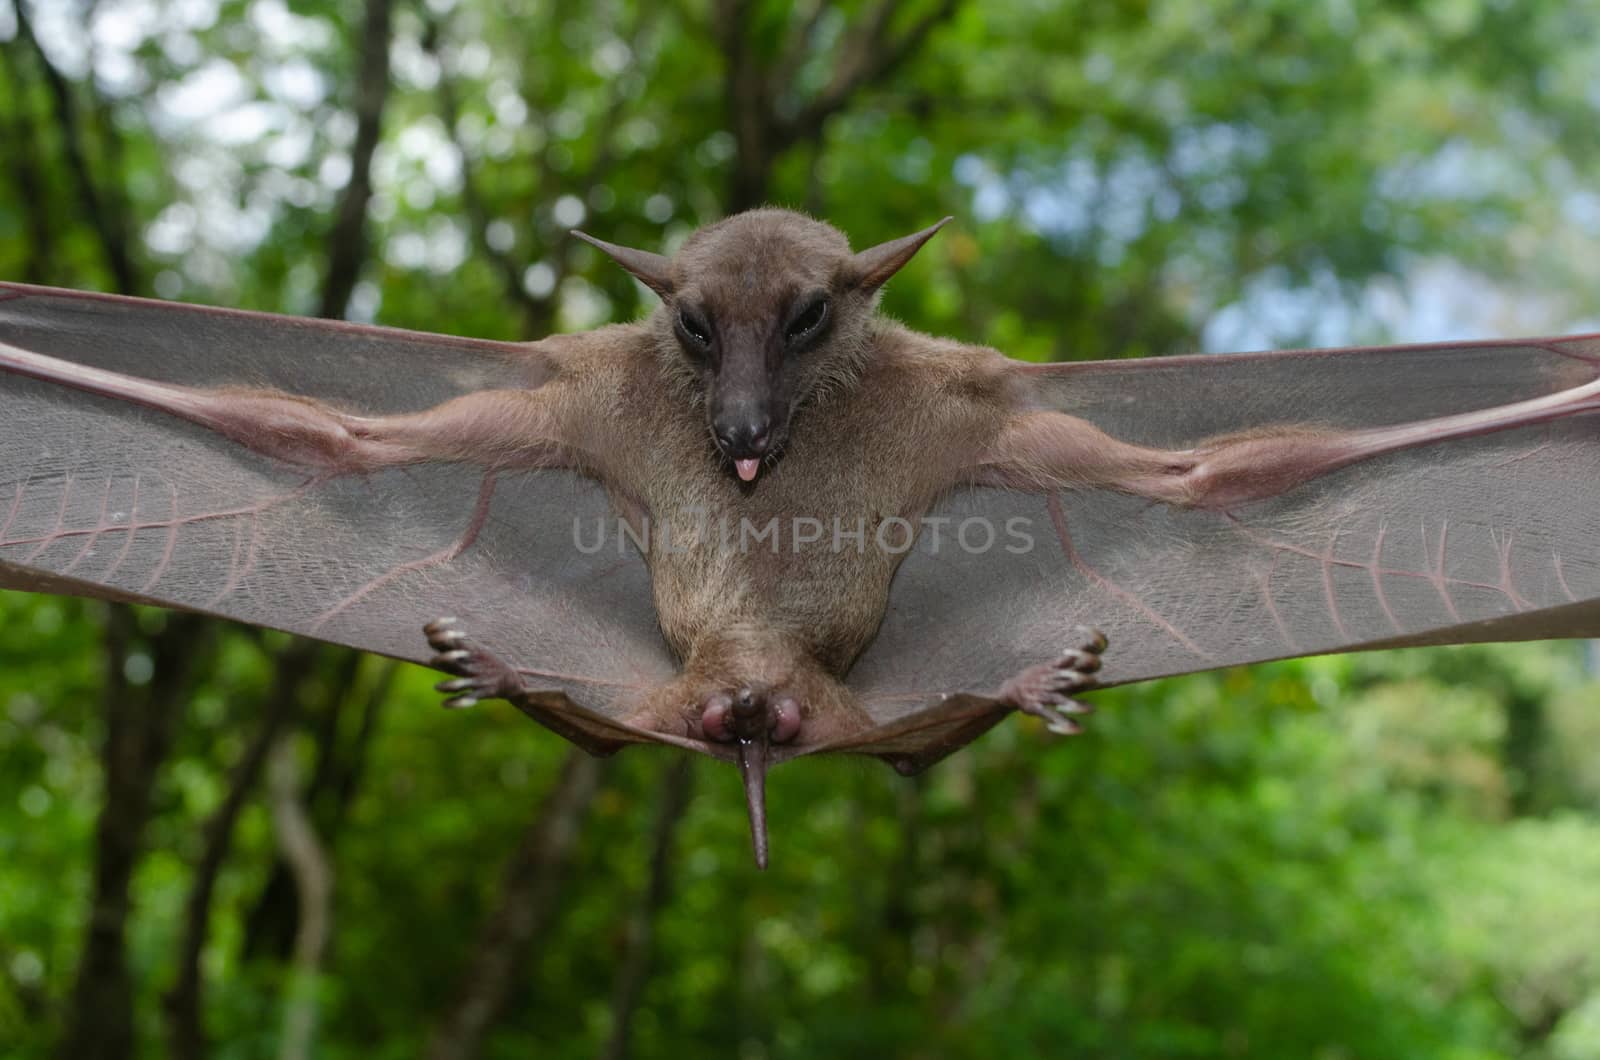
[572,230,674,298]
[846,216,952,293]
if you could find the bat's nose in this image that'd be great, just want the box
[714,412,771,458]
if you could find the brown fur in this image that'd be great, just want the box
[544,225,1014,742]
[533,210,999,743]
[485,212,1368,743]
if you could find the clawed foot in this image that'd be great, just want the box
[1001,626,1108,735]
[424,617,523,708]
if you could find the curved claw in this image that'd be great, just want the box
[1072,624,1109,653]
[424,617,466,646]
[1000,626,1110,737]
[1053,695,1093,716]
[421,616,522,709]
[1055,649,1102,676]
[1045,714,1083,736]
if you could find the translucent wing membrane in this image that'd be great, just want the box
[0,284,674,727]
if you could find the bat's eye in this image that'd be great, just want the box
[677,310,712,350]
[784,298,829,345]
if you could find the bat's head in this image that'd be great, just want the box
[574,209,949,482]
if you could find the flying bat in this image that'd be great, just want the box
[2,209,1598,866]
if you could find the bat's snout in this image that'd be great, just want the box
[711,397,782,481]
[713,414,771,456]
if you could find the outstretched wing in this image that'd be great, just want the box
[843,334,1600,760]
[0,283,675,738]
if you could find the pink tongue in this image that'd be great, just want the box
[735,459,760,482]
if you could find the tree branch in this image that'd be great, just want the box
[164,639,323,1060]
[427,7,652,334]
[424,751,603,1060]
[326,659,396,818]
[269,737,334,1060]
[0,42,57,284]
[317,0,395,319]
[601,759,694,1060]
[56,610,215,1060]
[720,0,959,210]
[81,0,139,287]
[12,0,137,294]
[717,0,776,211]
[297,649,365,807]
[772,0,834,94]
[422,16,551,336]
[786,0,960,143]
[240,657,394,962]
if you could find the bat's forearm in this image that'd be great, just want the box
[976,412,1196,502]
[977,415,1376,508]
[0,339,578,474]
[984,374,1600,509]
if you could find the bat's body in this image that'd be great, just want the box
[618,323,1007,711]
[3,209,1599,864]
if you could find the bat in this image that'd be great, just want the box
[2,209,1598,867]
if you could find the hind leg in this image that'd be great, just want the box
[422,617,634,756]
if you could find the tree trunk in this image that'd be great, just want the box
[601,760,694,1060]
[317,0,395,318]
[56,610,213,1060]
[270,738,334,1060]
[165,640,322,1060]
[424,751,603,1060]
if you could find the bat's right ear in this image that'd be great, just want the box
[846,216,952,294]
[572,230,675,299]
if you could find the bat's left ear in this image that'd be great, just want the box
[572,230,675,299]
[846,216,952,293]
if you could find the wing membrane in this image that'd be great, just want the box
[853,336,1600,723]
[0,283,673,723]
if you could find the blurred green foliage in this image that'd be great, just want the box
[2,0,1599,1057]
